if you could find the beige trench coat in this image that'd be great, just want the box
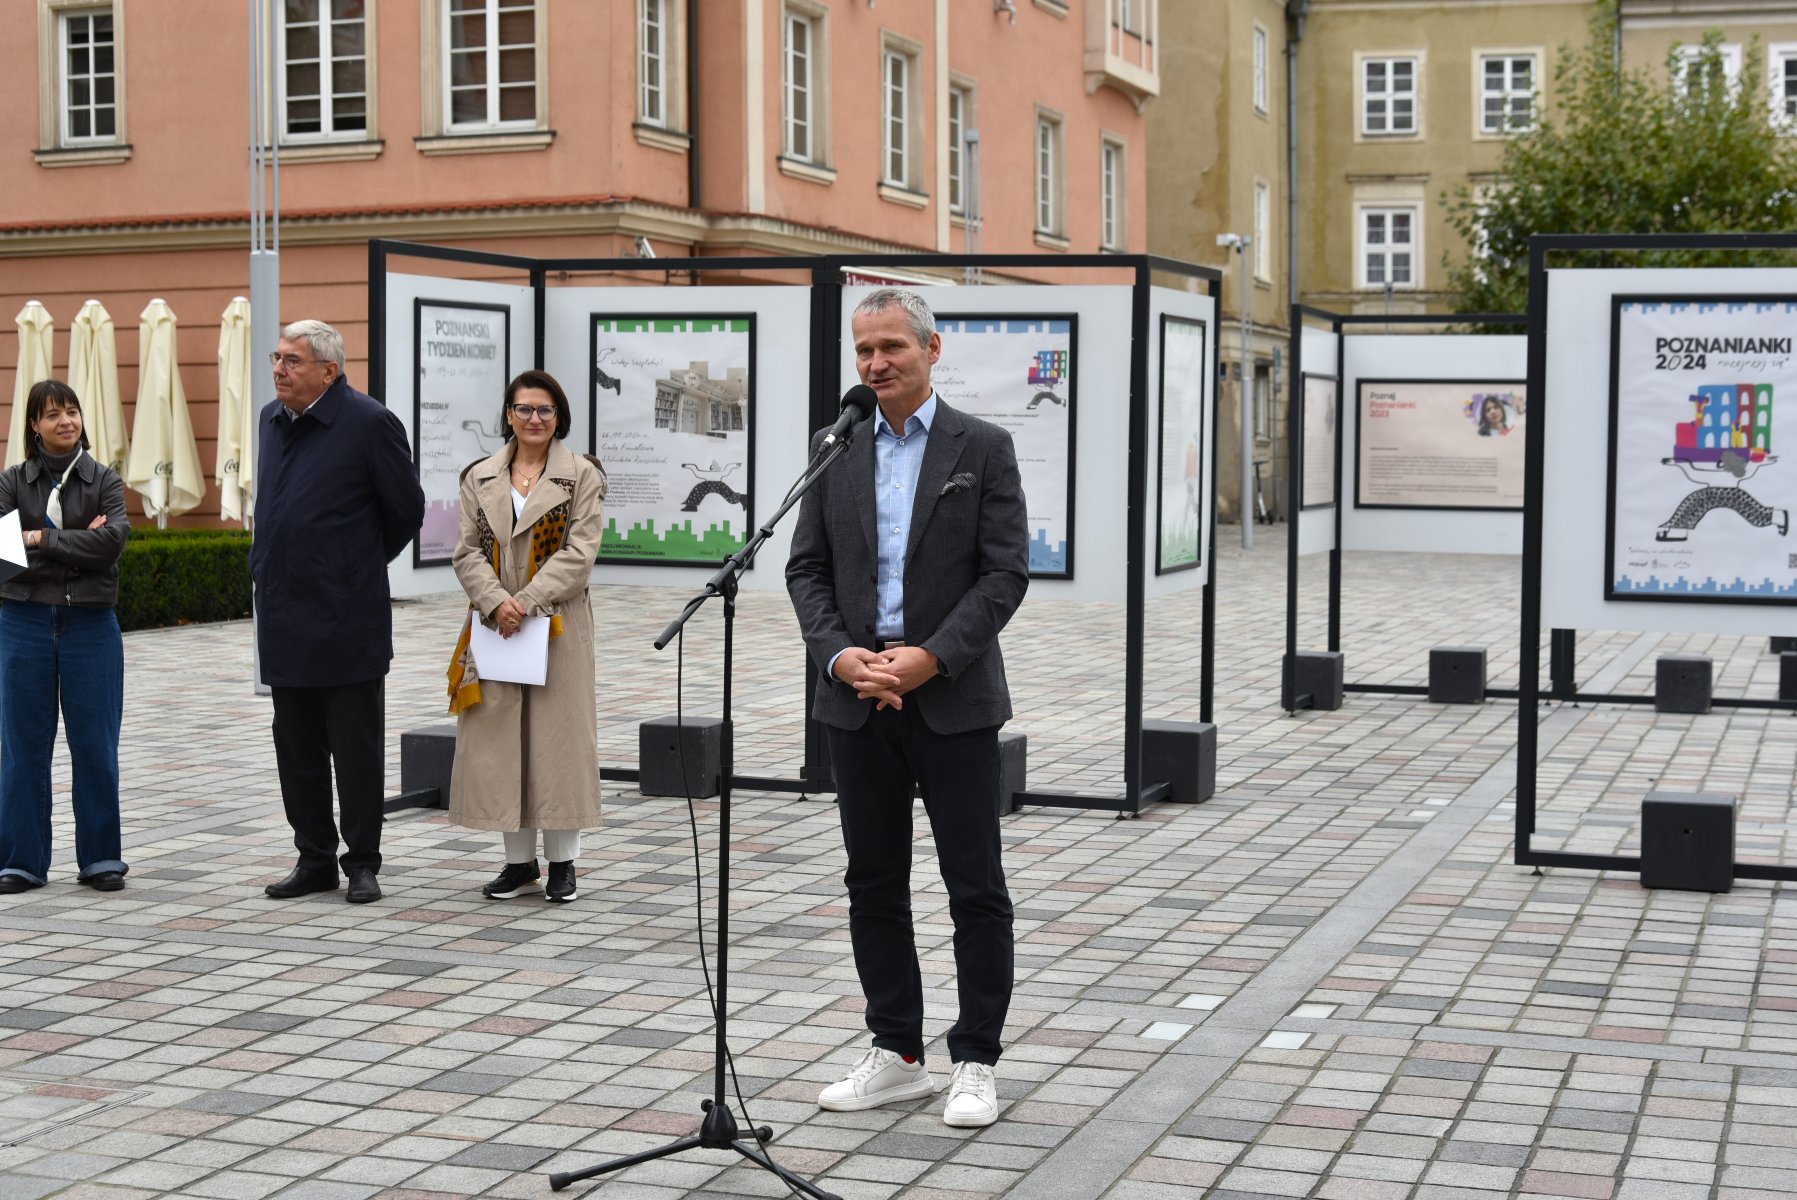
[449,438,605,832]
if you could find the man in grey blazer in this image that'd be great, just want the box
[786,288,1030,1128]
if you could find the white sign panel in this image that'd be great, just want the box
[415,300,511,566]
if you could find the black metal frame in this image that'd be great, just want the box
[1519,232,1797,883]
[369,240,1223,817]
[1281,305,1530,710]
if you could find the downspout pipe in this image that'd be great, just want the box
[687,0,700,210]
[1285,0,1307,315]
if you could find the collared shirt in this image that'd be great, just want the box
[278,386,329,424]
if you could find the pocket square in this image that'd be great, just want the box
[940,472,976,497]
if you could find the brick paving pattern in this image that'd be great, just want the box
[0,529,1790,1198]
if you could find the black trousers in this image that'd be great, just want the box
[270,680,384,873]
[826,707,1013,1066]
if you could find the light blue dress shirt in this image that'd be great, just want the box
[828,394,936,678]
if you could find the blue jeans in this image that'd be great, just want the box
[0,602,125,885]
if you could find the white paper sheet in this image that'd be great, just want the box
[0,510,28,583]
[468,613,550,685]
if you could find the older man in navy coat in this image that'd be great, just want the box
[250,320,424,904]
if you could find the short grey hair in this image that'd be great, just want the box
[281,320,346,370]
[852,288,935,347]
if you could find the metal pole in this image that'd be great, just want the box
[1238,242,1253,548]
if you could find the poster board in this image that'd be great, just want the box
[413,299,511,567]
[1300,374,1338,510]
[1155,314,1205,573]
[588,313,756,566]
[1606,294,1797,603]
[1354,378,1526,511]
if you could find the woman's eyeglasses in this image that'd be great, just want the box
[510,404,557,421]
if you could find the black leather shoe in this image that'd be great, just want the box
[265,866,340,899]
[345,867,382,904]
[80,871,125,892]
[482,860,540,899]
[0,874,37,894]
[545,860,577,903]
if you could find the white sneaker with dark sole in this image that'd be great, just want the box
[818,1046,939,1112]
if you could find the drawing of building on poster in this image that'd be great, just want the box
[1608,297,1797,600]
[591,315,754,565]
[1157,316,1205,572]
[933,316,1076,577]
[414,300,510,567]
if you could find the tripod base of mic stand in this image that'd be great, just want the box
[547,1098,842,1198]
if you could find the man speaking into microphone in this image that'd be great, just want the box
[786,288,1029,1128]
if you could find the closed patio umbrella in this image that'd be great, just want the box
[7,300,55,467]
[68,299,129,475]
[216,297,255,523]
[125,298,205,524]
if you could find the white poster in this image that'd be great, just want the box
[1355,379,1526,510]
[415,300,511,566]
[1301,375,1338,509]
[1608,296,1797,602]
[933,315,1075,577]
[591,314,754,565]
[1156,315,1204,573]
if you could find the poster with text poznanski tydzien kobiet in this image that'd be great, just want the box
[1354,379,1526,510]
[1607,296,1797,603]
[414,300,511,567]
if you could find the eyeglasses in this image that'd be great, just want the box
[269,352,315,370]
[510,404,557,421]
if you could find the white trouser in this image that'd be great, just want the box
[502,828,581,864]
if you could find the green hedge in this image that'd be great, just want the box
[117,527,252,632]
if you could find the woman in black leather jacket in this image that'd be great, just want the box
[0,379,130,894]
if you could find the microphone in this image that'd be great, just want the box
[821,384,878,449]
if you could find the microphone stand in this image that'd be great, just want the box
[549,433,856,1198]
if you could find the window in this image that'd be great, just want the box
[783,8,817,160]
[1479,53,1535,134]
[1362,56,1417,135]
[1361,207,1417,289]
[281,0,368,141]
[1035,113,1064,235]
[883,49,909,186]
[1253,25,1268,114]
[445,0,536,130]
[1676,43,1742,101]
[948,83,973,214]
[60,7,117,143]
[640,0,666,126]
[1253,181,1271,281]
[1774,45,1797,128]
[1100,138,1124,249]
[1253,364,1272,439]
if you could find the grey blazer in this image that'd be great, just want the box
[786,399,1030,734]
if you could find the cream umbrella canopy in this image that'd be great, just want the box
[7,301,55,468]
[215,297,255,523]
[125,299,206,524]
[68,300,129,475]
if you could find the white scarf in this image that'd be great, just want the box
[44,447,85,530]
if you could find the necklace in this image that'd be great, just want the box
[512,459,546,489]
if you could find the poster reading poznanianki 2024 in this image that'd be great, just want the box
[1607,296,1797,603]
[591,315,755,566]
[932,316,1075,578]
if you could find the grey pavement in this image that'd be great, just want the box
[0,527,1792,1200]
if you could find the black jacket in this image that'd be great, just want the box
[248,375,425,687]
[0,451,130,608]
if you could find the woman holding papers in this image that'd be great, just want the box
[0,380,130,895]
[446,371,605,903]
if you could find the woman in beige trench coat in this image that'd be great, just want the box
[446,370,605,902]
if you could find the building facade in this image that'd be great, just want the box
[2,0,1155,524]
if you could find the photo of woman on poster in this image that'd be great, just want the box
[1477,395,1510,438]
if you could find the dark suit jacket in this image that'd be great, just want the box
[249,375,426,688]
[786,399,1029,734]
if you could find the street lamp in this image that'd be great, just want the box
[1217,233,1253,548]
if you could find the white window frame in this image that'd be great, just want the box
[1253,364,1272,440]
[782,3,829,165]
[1100,136,1125,250]
[1253,180,1272,281]
[1770,43,1797,129]
[1675,42,1742,101]
[442,0,539,132]
[1359,53,1421,138]
[1357,204,1420,291]
[279,0,373,143]
[948,81,974,214]
[1035,110,1065,236]
[640,0,667,127]
[1252,24,1269,115]
[883,49,910,187]
[57,5,118,145]
[1474,49,1538,137]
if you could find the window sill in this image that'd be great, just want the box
[634,123,691,154]
[272,139,385,163]
[1358,130,1423,141]
[415,129,555,156]
[1034,0,1069,15]
[34,143,133,168]
[1033,230,1071,251]
[779,156,837,185]
[878,182,929,208]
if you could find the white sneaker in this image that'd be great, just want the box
[942,1061,999,1127]
[817,1046,938,1112]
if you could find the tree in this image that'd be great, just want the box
[1443,5,1797,314]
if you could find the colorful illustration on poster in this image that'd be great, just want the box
[933,316,1076,577]
[1354,378,1527,509]
[1608,297,1797,600]
[591,315,754,565]
[1157,316,1206,572]
[1301,375,1338,509]
[414,300,510,567]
